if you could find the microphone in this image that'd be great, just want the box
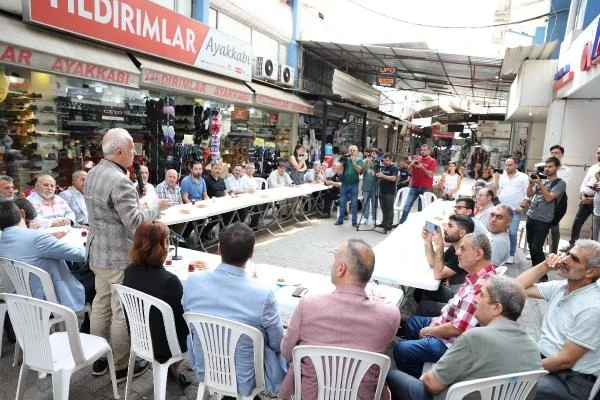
[133,162,144,196]
[169,229,184,260]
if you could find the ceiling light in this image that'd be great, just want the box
[76,95,83,100]
[366,121,369,125]
[95,86,103,93]
[342,118,347,123]
[115,98,121,104]
[528,108,533,116]
[393,126,398,131]
[384,125,388,129]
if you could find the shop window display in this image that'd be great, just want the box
[0,67,148,192]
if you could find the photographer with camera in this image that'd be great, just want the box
[398,144,437,225]
[526,157,566,281]
[360,150,378,225]
[375,153,398,230]
[334,145,364,227]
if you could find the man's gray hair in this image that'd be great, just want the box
[72,170,85,181]
[102,128,130,156]
[495,203,513,223]
[340,239,375,283]
[0,174,13,182]
[464,232,492,261]
[486,275,526,321]
[575,239,600,281]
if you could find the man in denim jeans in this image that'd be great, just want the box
[335,145,364,227]
[398,144,437,224]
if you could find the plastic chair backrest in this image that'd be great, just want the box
[0,257,59,303]
[420,192,438,208]
[589,376,600,400]
[113,284,183,363]
[293,345,391,400]
[444,370,547,400]
[183,312,265,397]
[254,177,268,190]
[394,187,411,210]
[0,293,84,373]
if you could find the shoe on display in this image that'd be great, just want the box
[505,256,514,264]
[115,359,149,384]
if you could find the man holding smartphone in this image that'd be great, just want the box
[526,157,566,281]
[398,144,437,224]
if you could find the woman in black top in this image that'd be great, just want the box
[123,220,190,389]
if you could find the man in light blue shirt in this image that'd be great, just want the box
[182,223,285,396]
[180,161,208,203]
[225,164,253,195]
[0,200,85,312]
[58,170,88,227]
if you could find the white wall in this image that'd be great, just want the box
[542,99,600,230]
[527,122,547,168]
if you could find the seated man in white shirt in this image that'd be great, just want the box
[58,170,88,228]
[27,175,76,228]
[267,162,293,188]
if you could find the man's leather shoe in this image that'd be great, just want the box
[334,221,343,225]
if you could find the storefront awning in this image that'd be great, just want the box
[135,56,254,104]
[249,82,313,115]
[0,13,139,88]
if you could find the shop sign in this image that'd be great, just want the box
[255,94,313,115]
[0,43,138,87]
[552,64,574,91]
[580,18,600,72]
[378,66,397,75]
[22,0,253,81]
[431,124,454,139]
[376,76,396,87]
[141,68,252,104]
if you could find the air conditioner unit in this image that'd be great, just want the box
[254,57,278,81]
[278,64,295,87]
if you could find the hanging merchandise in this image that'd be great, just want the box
[0,72,8,103]
[210,106,222,161]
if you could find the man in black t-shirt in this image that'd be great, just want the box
[415,214,475,316]
[323,162,344,218]
[205,163,228,198]
[396,157,411,190]
[376,153,398,230]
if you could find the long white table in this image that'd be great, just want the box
[372,200,456,291]
[165,247,403,326]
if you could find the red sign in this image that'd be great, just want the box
[552,71,574,90]
[22,0,253,80]
[580,18,600,72]
[255,94,313,115]
[0,43,138,87]
[141,69,252,104]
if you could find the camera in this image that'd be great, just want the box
[530,172,547,180]
[373,159,384,173]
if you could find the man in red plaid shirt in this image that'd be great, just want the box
[393,233,497,378]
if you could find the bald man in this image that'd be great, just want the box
[27,174,76,228]
[155,169,182,205]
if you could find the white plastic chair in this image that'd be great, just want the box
[292,345,391,400]
[444,370,547,400]
[183,312,265,400]
[0,271,9,358]
[254,177,268,190]
[393,187,411,222]
[0,257,63,367]
[495,265,508,276]
[112,284,184,400]
[419,192,438,208]
[0,293,120,400]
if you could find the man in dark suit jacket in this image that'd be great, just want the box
[279,239,400,400]
[84,128,170,382]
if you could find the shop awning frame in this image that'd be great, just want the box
[0,13,140,88]
[247,81,314,115]
[134,55,254,104]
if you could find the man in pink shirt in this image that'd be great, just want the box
[398,144,437,224]
[278,239,400,400]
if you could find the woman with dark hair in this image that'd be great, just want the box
[122,220,190,389]
[289,144,307,185]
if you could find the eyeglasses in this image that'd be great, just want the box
[454,205,469,210]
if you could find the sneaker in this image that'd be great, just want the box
[505,256,515,264]
[116,359,149,384]
[360,219,369,225]
[352,222,359,227]
[368,219,376,225]
[560,244,574,252]
[92,358,108,376]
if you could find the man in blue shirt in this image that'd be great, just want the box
[0,200,85,312]
[180,161,208,203]
[182,223,285,397]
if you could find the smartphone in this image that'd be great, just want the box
[424,221,440,235]
[493,168,503,174]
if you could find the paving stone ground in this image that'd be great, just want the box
[0,176,580,399]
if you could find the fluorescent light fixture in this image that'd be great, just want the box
[393,126,398,131]
[94,86,103,93]
[114,98,122,104]
[7,76,25,84]
[249,108,255,113]
[76,95,83,100]
[384,125,388,129]
[366,121,369,125]
[342,118,347,123]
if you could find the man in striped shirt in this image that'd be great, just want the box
[155,169,182,205]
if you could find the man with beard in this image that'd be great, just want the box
[27,174,76,228]
[0,174,16,200]
[180,161,208,203]
[414,214,474,316]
